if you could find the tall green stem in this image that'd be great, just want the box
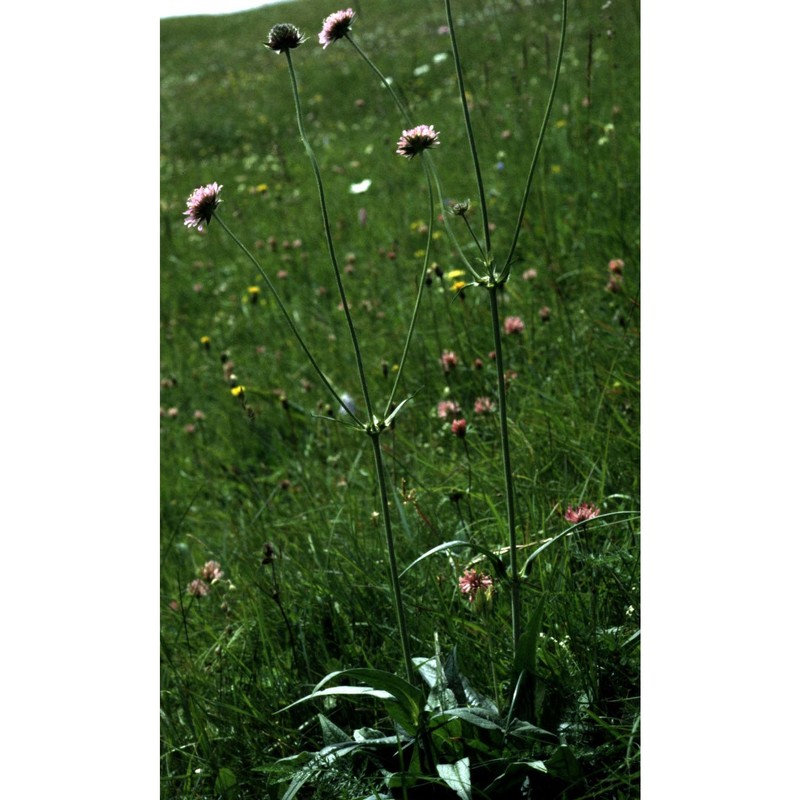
[344,31,480,279]
[500,0,568,281]
[345,34,412,126]
[282,47,414,683]
[488,285,520,652]
[370,432,415,684]
[445,0,492,269]
[385,155,435,416]
[284,49,375,424]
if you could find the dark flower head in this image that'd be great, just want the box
[449,199,471,217]
[608,258,625,274]
[451,418,468,438]
[396,124,440,159]
[261,542,277,565]
[319,8,355,48]
[183,183,222,231]
[266,23,306,53]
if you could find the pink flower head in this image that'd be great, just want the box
[608,258,625,274]
[459,568,493,603]
[564,503,600,524]
[451,418,467,438]
[319,8,355,48]
[437,399,461,419]
[440,350,458,373]
[539,306,551,322]
[186,578,210,598]
[201,560,224,582]
[503,316,525,335]
[183,183,222,231]
[396,125,440,159]
[473,396,494,414]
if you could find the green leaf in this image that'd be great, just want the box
[431,707,502,731]
[383,394,415,427]
[278,668,425,735]
[513,594,547,675]
[414,656,439,689]
[352,727,401,745]
[436,758,471,800]
[483,761,548,796]
[214,767,236,798]
[280,765,315,800]
[544,745,583,783]
[339,668,425,732]
[506,718,558,742]
[400,541,506,578]
[318,713,349,746]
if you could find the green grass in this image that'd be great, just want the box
[161,0,639,797]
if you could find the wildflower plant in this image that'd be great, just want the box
[171,0,640,796]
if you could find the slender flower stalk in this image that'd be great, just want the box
[500,0,568,282]
[338,27,480,279]
[451,200,486,263]
[385,155,435,416]
[429,167,484,281]
[274,31,416,683]
[444,0,492,272]
[341,31,413,126]
[442,1,569,663]
[210,210,361,427]
[281,45,376,426]
[488,284,520,650]
[369,432,415,684]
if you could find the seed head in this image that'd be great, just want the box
[450,199,471,217]
[266,23,306,53]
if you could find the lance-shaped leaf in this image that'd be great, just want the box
[400,540,506,579]
[278,668,425,736]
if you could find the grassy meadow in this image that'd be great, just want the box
[160,0,640,797]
